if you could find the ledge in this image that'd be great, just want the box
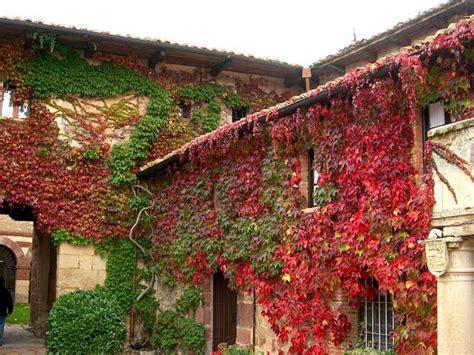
[302,207,318,214]
[428,117,474,138]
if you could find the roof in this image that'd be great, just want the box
[311,0,473,77]
[138,15,473,178]
[0,17,302,80]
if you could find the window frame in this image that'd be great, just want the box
[0,82,29,120]
[422,101,451,172]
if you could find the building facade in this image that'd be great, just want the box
[0,0,472,353]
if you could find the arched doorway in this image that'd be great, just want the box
[0,245,16,301]
[0,201,57,336]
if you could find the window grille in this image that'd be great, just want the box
[361,279,395,351]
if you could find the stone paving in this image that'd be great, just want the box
[0,325,45,355]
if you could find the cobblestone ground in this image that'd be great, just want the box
[0,325,45,355]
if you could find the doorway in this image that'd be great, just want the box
[212,271,237,350]
[0,201,57,336]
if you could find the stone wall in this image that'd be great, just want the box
[46,57,294,152]
[430,118,474,221]
[55,243,107,297]
[426,117,474,354]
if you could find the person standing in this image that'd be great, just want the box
[0,277,13,346]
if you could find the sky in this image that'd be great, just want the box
[0,0,448,66]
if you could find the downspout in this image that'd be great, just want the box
[252,287,256,353]
[129,250,138,346]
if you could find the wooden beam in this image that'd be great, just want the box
[84,41,97,59]
[327,64,345,74]
[148,48,166,69]
[390,35,412,47]
[209,55,232,77]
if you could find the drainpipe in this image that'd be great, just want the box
[129,251,138,346]
[252,288,256,353]
[302,67,312,92]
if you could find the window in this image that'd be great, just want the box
[232,106,247,122]
[178,102,191,119]
[422,101,451,139]
[360,279,395,351]
[422,101,451,171]
[0,82,28,119]
[308,149,319,208]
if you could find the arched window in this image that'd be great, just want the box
[360,278,395,351]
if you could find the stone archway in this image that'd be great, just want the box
[0,202,57,336]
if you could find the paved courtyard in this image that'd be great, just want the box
[0,325,45,355]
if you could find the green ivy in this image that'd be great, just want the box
[103,238,136,314]
[152,310,205,355]
[179,84,247,133]
[134,291,159,335]
[20,48,172,186]
[83,146,100,160]
[175,286,203,315]
[152,310,180,353]
[51,229,90,247]
[313,183,337,208]
[32,32,57,53]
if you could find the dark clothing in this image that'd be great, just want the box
[0,286,13,317]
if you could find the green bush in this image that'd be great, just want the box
[47,290,127,354]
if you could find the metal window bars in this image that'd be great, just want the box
[363,278,395,351]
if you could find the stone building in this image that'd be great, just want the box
[138,1,473,353]
[0,0,472,353]
[0,15,302,336]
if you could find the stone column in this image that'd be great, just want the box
[427,234,474,354]
[427,118,474,355]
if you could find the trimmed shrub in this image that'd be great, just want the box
[47,289,127,354]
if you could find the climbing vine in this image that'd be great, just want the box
[144,19,473,354]
[0,35,287,239]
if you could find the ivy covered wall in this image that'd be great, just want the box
[0,35,291,241]
[141,18,473,353]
